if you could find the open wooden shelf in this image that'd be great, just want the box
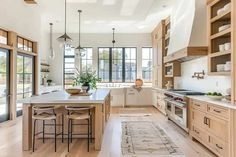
[210,10,231,23]
[208,71,231,75]
[210,28,231,39]
[164,62,181,77]
[209,50,231,58]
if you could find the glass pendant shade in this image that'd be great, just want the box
[49,23,55,60]
[75,10,85,58]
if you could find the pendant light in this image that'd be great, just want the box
[49,23,55,60]
[75,10,86,58]
[57,0,72,43]
[112,28,116,47]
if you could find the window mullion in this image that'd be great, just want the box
[109,48,112,82]
[122,48,125,82]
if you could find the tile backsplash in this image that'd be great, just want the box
[174,56,231,94]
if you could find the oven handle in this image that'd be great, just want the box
[164,99,186,108]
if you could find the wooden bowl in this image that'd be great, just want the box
[66,88,81,95]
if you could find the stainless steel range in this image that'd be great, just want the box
[164,89,204,132]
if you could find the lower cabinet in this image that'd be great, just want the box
[190,99,230,157]
[125,87,152,106]
[152,89,166,115]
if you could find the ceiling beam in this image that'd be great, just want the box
[24,0,37,4]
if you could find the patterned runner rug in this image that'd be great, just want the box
[121,121,185,157]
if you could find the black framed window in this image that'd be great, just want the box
[98,47,137,83]
[64,45,93,88]
[16,53,35,116]
[0,48,10,122]
[142,47,152,82]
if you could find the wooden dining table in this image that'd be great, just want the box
[21,89,111,151]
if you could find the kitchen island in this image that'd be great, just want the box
[22,89,111,151]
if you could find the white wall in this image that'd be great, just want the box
[49,33,152,85]
[174,57,231,94]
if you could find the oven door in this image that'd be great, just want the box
[173,103,187,127]
[165,98,174,117]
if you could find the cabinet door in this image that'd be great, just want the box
[137,88,152,105]
[192,109,206,129]
[208,135,228,157]
[206,115,229,142]
[126,89,137,106]
[152,91,158,108]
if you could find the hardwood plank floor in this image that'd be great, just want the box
[0,107,216,157]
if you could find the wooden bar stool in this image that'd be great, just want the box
[65,106,94,152]
[32,106,64,152]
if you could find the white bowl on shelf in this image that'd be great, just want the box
[224,43,231,51]
[217,64,225,72]
[218,24,230,32]
[217,8,225,15]
[219,44,225,52]
[224,3,231,11]
[206,95,223,100]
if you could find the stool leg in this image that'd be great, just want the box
[87,119,90,152]
[33,119,37,152]
[43,120,45,143]
[70,120,73,143]
[62,115,64,143]
[54,119,57,152]
[68,119,71,152]
[90,116,92,143]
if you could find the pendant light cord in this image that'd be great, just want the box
[78,10,81,47]
[65,0,67,33]
[112,28,115,47]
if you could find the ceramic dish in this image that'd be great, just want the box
[66,88,81,95]
[206,95,223,100]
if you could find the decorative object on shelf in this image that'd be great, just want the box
[218,24,231,32]
[57,0,72,43]
[49,23,55,60]
[165,80,173,90]
[192,70,205,80]
[73,70,101,92]
[47,79,52,86]
[112,28,116,47]
[75,10,86,58]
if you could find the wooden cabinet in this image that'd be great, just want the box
[207,0,232,76]
[190,99,231,157]
[152,89,166,115]
[164,61,181,77]
[152,19,173,88]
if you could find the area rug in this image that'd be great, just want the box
[119,108,151,117]
[121,121,185,157]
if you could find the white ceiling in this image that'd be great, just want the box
[36,0,176,33]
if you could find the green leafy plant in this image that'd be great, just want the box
[73,70,101,89]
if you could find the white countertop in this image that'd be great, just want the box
[188,95,236,110]
[21,89,110,104]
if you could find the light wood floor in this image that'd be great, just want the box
[0,107,216,157]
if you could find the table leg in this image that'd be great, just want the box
[94,104,103,150]
[22,104,32,151]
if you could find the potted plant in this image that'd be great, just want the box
[73,71,101,92]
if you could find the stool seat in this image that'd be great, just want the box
[32,112,56,120]
[67,112,90,120]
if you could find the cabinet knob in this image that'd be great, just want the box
[216,144,223,150]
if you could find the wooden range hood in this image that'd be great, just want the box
[164,46,208,63]
[24,0,37,4]
[164,0,208,63]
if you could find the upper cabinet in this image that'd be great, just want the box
[207,0,232,75]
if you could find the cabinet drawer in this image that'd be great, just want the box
[208,135,228,157]
[192,100,206,111]
[192,125,208,142]
[207,105,229,120]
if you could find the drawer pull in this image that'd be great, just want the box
[194,104,200,107]
[216,144,223,150]
[213,109,221,113]
[194,130,200,134]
